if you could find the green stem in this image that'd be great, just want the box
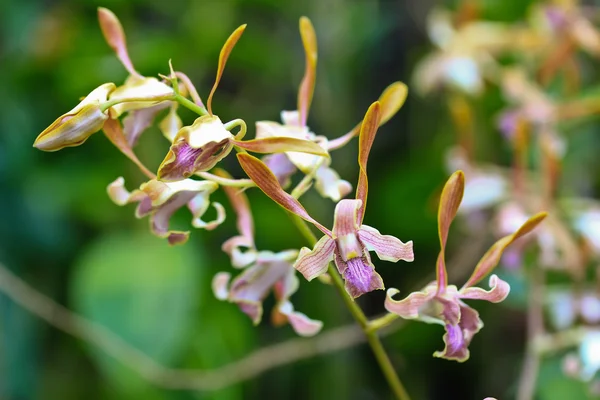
[291,158,326,200]
[174,93,209,116]
[287,212,411,400]
[367,313,400,334]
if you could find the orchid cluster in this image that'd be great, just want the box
[32,6,550,399]
[414,0,600,394]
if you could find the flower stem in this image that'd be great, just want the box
[516,265,545,400]
[287,212,411,400]
[174,93,209,116]
[367,313,400,333]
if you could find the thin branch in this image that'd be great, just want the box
[0,228,486,392]
[516,265,545,400]
[0,261,392,391]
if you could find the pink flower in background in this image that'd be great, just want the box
[385,171,546,361]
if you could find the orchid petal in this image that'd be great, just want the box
[157,116,234,181]
[232,137,328,157]
[358,225,414,262]
[207,25,246,115]
[356,102,382,224]
[190,200,225,231]
[332,199,361,238]
[227,261,289,324]
[273,261,301,300]
[294,236,336,281]
[106,177,149,217]
[254,121,281,139]
[379,82,409,125]
[123,102,170,147]
[237,153,331,236]
[335,252,384,298]
[463,212,547,289]
[327,82,408,151]
[159,103,183,143]
[108,76,174,118]
[142,179,219,244]
[435,324,469,362]
[97,7,139,77]
[222,235,257,268]
[281,111,301,127]
[459,274,510,303]
[437,171,465,289]
[297,17,317,127]
[102,118,156,179]
[314,165,352,202]
[215,169,254,242]
[276,301,323,337]
[385,284,438,320]
[581,294,600,325]
[212,272,231,300]
[157,140,230,181]
[433,304,482,362]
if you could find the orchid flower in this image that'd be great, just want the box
[413,7,513,95]
[527,2,600,61]
[446,146,580,272]
[547,287,600,330]
[155,23,329,182]
[33,83,116,151]
[385,171,547,361]
[238,102,414,298]
[563,329,600,386]
[107,175,225,246]
[97,8,178,147]
[255,18,410,201]
[212,171,322,336]
[252,18,350,201]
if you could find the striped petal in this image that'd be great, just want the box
[293,236,336,281]
[459,274,510,303]
[276,301,323,337]
[359,225,414,262]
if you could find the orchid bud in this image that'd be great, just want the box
[33,83,116,151]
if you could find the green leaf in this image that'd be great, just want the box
[71,231,202,396]
[537,356,591,400]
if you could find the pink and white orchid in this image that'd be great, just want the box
[107,175,225,246]
[385,170,546,361]
[253,18,350,201]
[255,19,410,202]
[212,171,322,336]
[238,102,414,298]
[154,23,330,182]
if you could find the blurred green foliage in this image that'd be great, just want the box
[2,0,597,399]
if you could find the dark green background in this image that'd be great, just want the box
[1,0,594,399]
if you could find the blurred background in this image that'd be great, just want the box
[1,0,597,399]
